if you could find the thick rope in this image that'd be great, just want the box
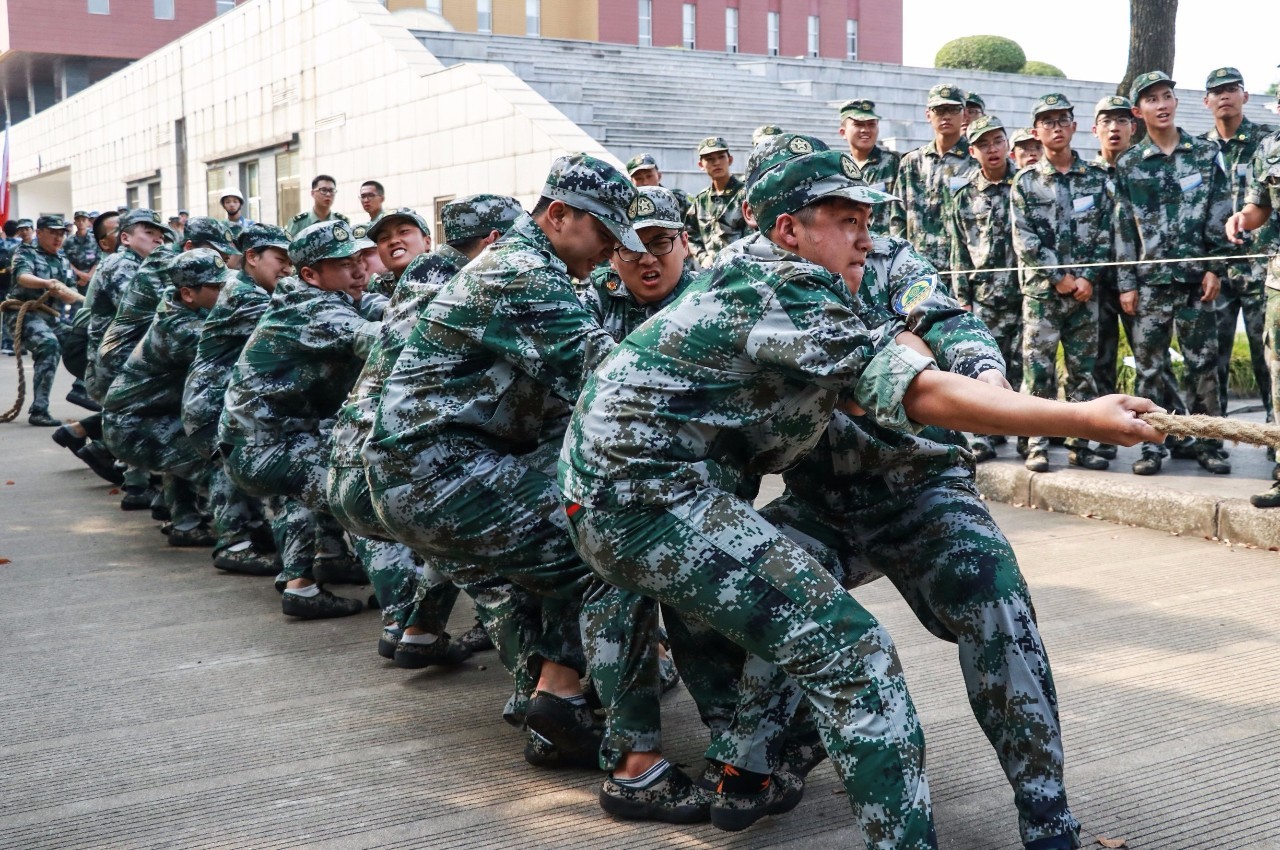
[1141,411,1280,449]
[0,292,59,423]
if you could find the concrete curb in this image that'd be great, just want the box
[975,464,1280,551]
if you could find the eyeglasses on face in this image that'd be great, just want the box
[1035,116,1074,129]
[615,233,681,263]
[314,186,337,195]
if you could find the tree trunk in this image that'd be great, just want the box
[1118,0,1178,99]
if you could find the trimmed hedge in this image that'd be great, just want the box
[935,36,1026,74]
[1021,60,1066,78]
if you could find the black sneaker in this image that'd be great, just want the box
[456,619,495,653]
[75,442,125,485]
[213,546,280,576]
[599,763,712,823]
[1016,436,1030,458]
[120,487,154,510]
[969,438,996,462]
[1250,482,1280,508]
[1024,450,1050,473]
[1132,451,1162,476]
[710,769,804,832]
[392,632,472,669]
[378,626,401,660]
[168,525,216,547]
[1167,435,1198,459]
[281,587,363,619]
[1067,447,1109,470]
[65,389,101,412]
[151,503,171,522]
[1195,447,1231,475]
[28,410,61,427]
[313,553,367,585]
[525,691,604,766]
[51,425,87,453]
[1094,443,1118,460]
[524,729,601,769]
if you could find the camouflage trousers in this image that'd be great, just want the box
[2,312,59,413]
[566,486,936,850]
[970,297,1023,446]
[1131,283,1221,453]
[1021,292,1100,453]
[1215,262,1271,419]
[208,459,268,550]
[1264,287,1280,433]
[103,412,206,483]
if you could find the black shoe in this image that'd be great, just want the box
[120,487,154,510]
[456,619,494,653]
[599,764,712,824]
[525,691,604,766]
[151,503,172,522]
[392,632,472,669]
[1272,462,1280,483]
[1094,443,1118,460]
[1250,483,1280,508]
[524,729,601,769]
[248,522,277,553]
[65,390,101,412]
[1016,436,1030,458]
[1067,447,1109,470]
[51,425,87,453]
[75,442,125,485]
[281,587,363,619]
[710,769,804,832]
[1195,447,1231,475]
[969,438,996,462]
[213,546,280,576]
[313,553,367,585]
[378,626,401,660]
[1132,451,1162,476]
[28,410,61,427]
[1024,450,1050,473]
[1167,435,1198,459]
[168,525,216,547]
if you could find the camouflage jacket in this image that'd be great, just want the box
[1203,117,1277,277]
[223,217,255,241]
[581,265,698,343]
[946,167,1018,307]
[7,243,75,303]
[1113,128,1232,292]
[218,277,381,447]
[1012,152,1113,296]
[853,144,902,232]
[365,213,615,486]
[285,209,349,238]
[684,176,748,267]
[63,234,100,275]
[1244,129,1280,289]
[890,137,974,272]
[329,245,467,468]
[82,248,145,400]
[103,288,206,419]
[89,244,182,401]
[181,270,273,450]
[557,231,937,509]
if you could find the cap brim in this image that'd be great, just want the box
[698,146,729,156]
[206,238,241,256]
[627,165,658,176]
[246,239,291,253]
[843,111,879,120]
[822,183,900,206]
[927,99,964,108]
[599,214,644,252]
[632,217,685,231]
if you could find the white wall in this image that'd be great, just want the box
[13,169,73,220]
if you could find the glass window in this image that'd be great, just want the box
[240,160,261,223]
[846,19,857,60]
[477,0,492,33]
[526,0,540,36]
[637,0,652,47]
[807,15,819,57]
[88,0,109,14]
[682,3,696,50]
[154,0,174,19]
[216,0,236,14]
[147,181,162,212]
[125,185,139,209]
[275,150,300,226]
[724,7,737,54]
[767,11,779,56]
[426,0,443,12]
[206,164,227,214]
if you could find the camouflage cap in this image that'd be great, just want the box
[839,98,880,121]
[696,136,730,157]
[183,216,241,255]
[367,207,432,243]
[624,153,659,176]
[169,247,230,289]
[73,210,89,219]
[289,220,362,269]
[965,114,1006,145]
[926,83,966,108]
[747,135,898,236]
[351,223,376,251]
[168,215,182,224]
[235,222,291,255]
[14,219,34,229]
[119,208,175,240]
[1094,94,1134,117]
[1032,93,1074,119]
[1131,70,1176,102]
[752,124,785,146]
[746,132,832,191]
[442,193,524,242]
[542,153,643,252]
[36,214,67,231]
[1205,66,1243,90]
[627,186,685,231]
[1010,127,1038,146]
[964,91,986,109]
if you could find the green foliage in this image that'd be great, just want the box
[1267,81,1279,97]
[935,36,1027,74]
[1020,60,1065,78]
[1055,333,1261,398]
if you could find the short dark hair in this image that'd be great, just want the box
[447,235,488,254]
[2,221,16,238]
[531,195,585,219]
[311,174,337,190]
[93,213,120,242]
[360,180,385,197]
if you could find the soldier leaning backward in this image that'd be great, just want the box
[559,142,1164,850]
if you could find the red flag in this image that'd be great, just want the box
[0,121,10,227]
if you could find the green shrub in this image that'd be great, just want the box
[935,36,1026,74]
[1021,60,1065,78]
[1054,333,1263,399]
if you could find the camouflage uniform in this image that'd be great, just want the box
[841,99,901,232]
[1013,137,1113,457]
[63,232,100,279]
[559,146,938,848]
[1114,87,1232,461]
[1091,150,1131,398]
[1245,128,1280,491]
[1202,110,1275,419]
[892,137,973,272]
[285,208,349,238]
[5,228,76,415]
[685,138,747,267]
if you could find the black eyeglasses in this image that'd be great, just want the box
[1035,116,1074,129]
[314,187,336,195]
[615,233,682,263]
